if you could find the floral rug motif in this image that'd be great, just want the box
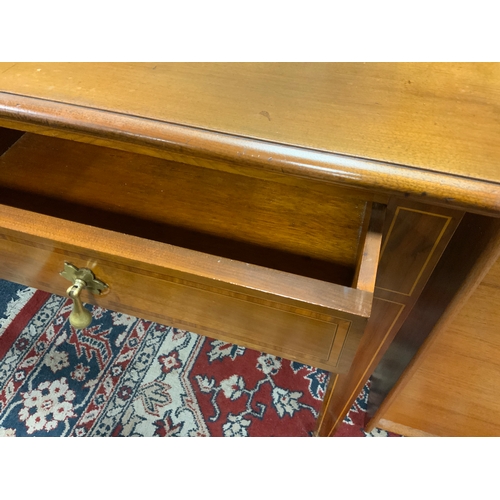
[0,279,399,437]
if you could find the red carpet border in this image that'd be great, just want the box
[0,280,399,437]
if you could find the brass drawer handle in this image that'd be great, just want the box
[60,262,108,329]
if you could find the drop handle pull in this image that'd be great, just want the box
[60,262,109,329]
[67,279,93,329]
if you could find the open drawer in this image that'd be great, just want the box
[0,129,385,373]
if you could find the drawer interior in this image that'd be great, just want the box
[0,128,370,287]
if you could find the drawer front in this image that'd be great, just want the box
[0,204,383,373]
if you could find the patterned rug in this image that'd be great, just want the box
[0,279,399,437]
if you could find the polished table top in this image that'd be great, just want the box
[0,63,499,213]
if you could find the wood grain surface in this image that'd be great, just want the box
[366,213,500,423]
[0,203,381,372]
[375,258,500,436]
[0,132,371,284]
[0,63,499,183]
[314,199,464,436]
[367,216,500,436]
[1,64,500,214]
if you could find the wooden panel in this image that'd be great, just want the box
[0,204,380,373]
[352,202,386,292]
[0,132,369,284]
[0,119,387,206]
[366,213,500,428]
[315,199,463,436]
[376,208,452,295]
[0,234,344,371]
[2,70,500,215]
[372,257,500,436]
[1,63,500,186]
[375,419,436,437]
[315,298,405,435]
